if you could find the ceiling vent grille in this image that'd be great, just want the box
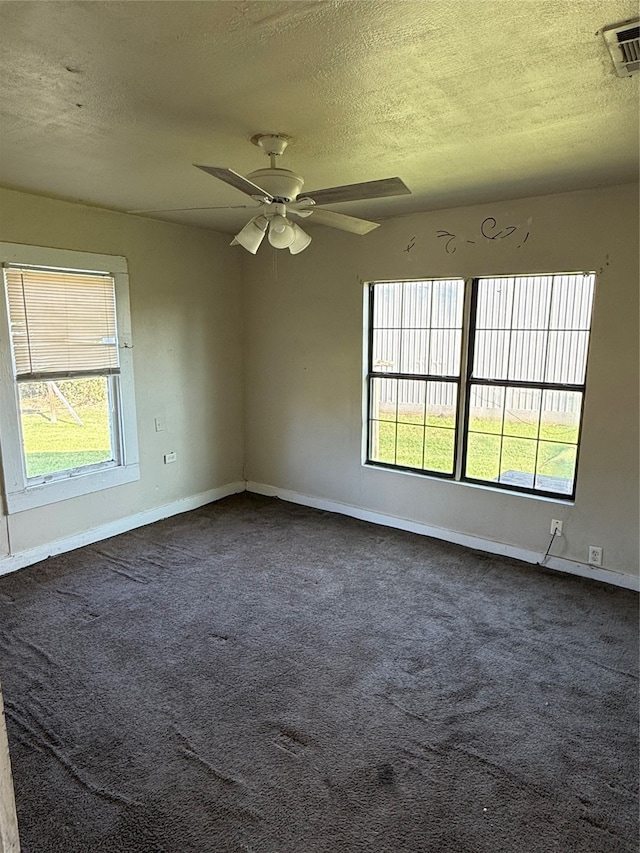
[602,19,640,77]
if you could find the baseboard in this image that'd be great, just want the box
[3,479,636,592]
[246,482,639,592]
[0,481,246,578]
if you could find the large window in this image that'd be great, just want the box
[366,272,595,499]
[0,243,139,512]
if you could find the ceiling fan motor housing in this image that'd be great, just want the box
[246,168,304,203]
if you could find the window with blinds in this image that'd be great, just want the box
[0,243,139,512]
[4,266,119,380]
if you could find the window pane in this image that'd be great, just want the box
[429,329,462,375]
[549,274,595,330]
[535,442,577,495]
[499,437,537,490]
[370,377,397,421]
[545,331,590,384]
[473,330,510,379]
[401,280,431,328]
[424,427,455,474]
[372,279,464,381]
[369,420,396,464]
[465,433,501,481]
[396,424,424,468]
[511,276,552,330]
[468,385,504,434]
[539,390,581,443]
[432,279,464,328]
[400,329,430,373]
[425,382,457,428]
[465,383,581,495]
[372,329,400,372]
[508,331,547,382]
[397,380,426,425]
[19,378,115,479]
[474,273,594,389]
[476,278,514,329]
[373,283,401,328]
[503,387,541,438]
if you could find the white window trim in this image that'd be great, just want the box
[0,243,140,513]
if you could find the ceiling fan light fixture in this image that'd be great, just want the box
[269,213,288,234]
[232,215,268,254]
[267,217,296,249]
[188,133,411,253]
[288,223,312,254]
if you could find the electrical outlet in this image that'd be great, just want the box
[550,519,563,536]
[155,417,164,432]
[164,451,177,464]
[588,546,603,566]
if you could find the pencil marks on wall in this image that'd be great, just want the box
[434,216,533,254]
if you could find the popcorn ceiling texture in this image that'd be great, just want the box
[0,1,637,234]
[0,493,637,852]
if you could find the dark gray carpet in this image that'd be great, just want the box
[0,492,637,853]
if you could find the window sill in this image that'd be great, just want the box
[362,461,575,505]
[4,463,140,514]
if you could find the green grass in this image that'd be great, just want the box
[21,397,578,493]
[371,412,577,488]
[20,405,113,478]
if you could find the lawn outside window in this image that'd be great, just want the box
[365,272,595,500]
[0,243,139,513]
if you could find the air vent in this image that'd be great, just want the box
[602,19,640,77]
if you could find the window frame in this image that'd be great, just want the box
[364,272,595,502]
[0,243,140,513]
[365,277,466,480]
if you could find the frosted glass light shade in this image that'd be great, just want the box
[288,223,312,254]
[233,216,268,254]
[268,217,296,249]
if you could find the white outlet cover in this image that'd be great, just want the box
[588,546,603,566]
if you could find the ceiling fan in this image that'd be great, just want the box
[133,134,411,255]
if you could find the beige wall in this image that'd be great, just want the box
[242,184,639,579]
[0,184,638,582]
[0,188,244,557]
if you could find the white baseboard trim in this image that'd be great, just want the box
[246,482,639,592]
[3,479,637,592]
[0,481,245,578]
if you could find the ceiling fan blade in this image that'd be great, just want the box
[304,207,380,235]
[299,177,410,206]
[128,204,260,214]
[194,165,273,201]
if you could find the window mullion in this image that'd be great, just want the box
[455,278,475,481]
[365,283,375,463]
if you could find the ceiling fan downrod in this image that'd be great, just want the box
[250,133,291,169]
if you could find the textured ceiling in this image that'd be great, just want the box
[0,0,638,234]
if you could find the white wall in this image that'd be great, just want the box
[242,184,639,583]
[0,188,244,562]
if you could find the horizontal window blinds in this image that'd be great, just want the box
[4,266,119,380]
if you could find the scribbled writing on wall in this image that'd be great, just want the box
[436,216,532,254]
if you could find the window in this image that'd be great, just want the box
[0,243,139,512]
[366,272,595,499]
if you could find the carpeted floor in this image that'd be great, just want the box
[0,492,637,853]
